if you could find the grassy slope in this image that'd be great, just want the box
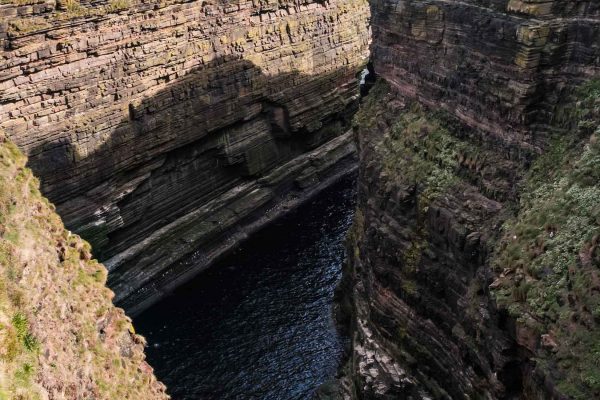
[0,132,168,399]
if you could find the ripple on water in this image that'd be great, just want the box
[134,175,357,400]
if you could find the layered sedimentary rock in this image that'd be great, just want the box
[0,132,167,399]
[371,0,599,147]
[0,0,370,310]
[342,0,600,398]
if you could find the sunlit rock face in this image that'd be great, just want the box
[342,1,600,399]
[0,0,370,310]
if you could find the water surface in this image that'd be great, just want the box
[135,175,356,400]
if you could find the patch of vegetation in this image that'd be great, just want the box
[7,18,52,34]
[107,0,130,12]
[355,81,483,300]
[491,80,600,399]
[64,0,81,11]
[14,363,34,385]
[353,81,501,309]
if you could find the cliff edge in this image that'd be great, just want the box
[0,131,167,399]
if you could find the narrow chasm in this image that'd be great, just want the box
[134,175,357,400]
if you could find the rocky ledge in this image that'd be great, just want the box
[111,129,358,313]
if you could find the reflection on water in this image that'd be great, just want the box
[135,175,357,400]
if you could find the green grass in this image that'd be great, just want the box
[11,313,28,339]
[11,313,39,354]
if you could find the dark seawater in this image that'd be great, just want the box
[134,175,357,400]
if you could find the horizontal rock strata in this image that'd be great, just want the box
[111,129,358,313]
[371,0,599,148]
[0,0,370,309]
[342,0,600,398]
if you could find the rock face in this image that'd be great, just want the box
[0,0,370,311]
[342,1,600,399]
[370,0,599,147]
[0,132,167,399]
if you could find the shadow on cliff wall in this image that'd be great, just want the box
[26,54,364,259]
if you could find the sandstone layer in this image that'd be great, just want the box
[342,0,600,398]
[0,0,370,310]
[0,131,167,399]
